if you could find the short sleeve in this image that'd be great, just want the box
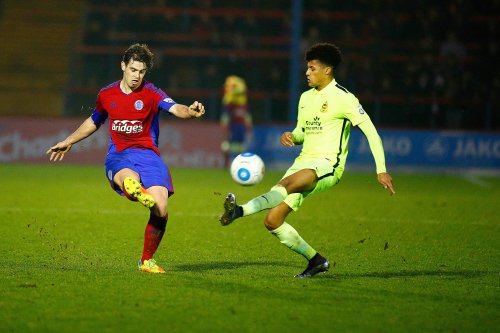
[158,96,177,112]
[91,93,108,125]
[147,85,176,112]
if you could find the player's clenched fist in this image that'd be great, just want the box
[280,132,295,147]
[189,101,205,118]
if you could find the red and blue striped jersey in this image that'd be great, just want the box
[91,80,176,155]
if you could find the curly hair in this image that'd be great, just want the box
[305,43,342,69]
[122,43,154,71]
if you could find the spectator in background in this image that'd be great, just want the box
[440,31,466,63]
[220,75,253,167]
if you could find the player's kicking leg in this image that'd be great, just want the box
[219,193,243,226]
[123,177,155,208]
[107,153,170,274]
[219,184,289,226]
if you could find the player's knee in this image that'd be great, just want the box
[153,202,168,219]
[278,178,299,194]
[263,215,281,231]
[149,190,168,217]
[277,178,291,191]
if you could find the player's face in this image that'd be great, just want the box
[121,60,147,91]
[224,77,237,94]
[306,60,332,90]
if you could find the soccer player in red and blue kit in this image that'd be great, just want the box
[47,44,205,273]
[220,75,253,167]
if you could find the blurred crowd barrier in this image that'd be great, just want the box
[249,126,500,173]
[1,118,499,173]
[0,118,224,168]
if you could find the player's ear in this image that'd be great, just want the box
[324,66,332,76]
[120,61,126,72]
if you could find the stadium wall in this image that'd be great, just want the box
[0,118,224,168]
[1,118,499,174]
[248,126,500,174]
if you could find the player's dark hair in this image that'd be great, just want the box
[305,43,342,69]
[123,43,154,71]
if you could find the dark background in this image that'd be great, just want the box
[0,0,498,131]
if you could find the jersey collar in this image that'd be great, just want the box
[314,78,336,95]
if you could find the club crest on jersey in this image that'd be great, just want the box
[134,100,144,111]
[321,101,328,113]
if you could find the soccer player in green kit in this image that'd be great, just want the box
[219,42,396,278]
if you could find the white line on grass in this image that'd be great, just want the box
[461,174,492,188]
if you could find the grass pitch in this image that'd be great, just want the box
[0,164,498,332]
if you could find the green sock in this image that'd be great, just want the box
[270,222,317,260]
[241,185,288,216]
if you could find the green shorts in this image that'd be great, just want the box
[282,158,342,211]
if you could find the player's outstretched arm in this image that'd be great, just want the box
[169,101,205,119]
[46,117,98,162]
[358,119,395,195]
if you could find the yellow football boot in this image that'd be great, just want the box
[138,259,165,274]
[123,177,155,208]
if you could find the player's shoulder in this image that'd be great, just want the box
[143,80,162,92]
[300,87,316,100]
[98,81,120,94]
[143,80,168,98]
[329,81,359,105]
[143,80,158,90]
[330,81,354,96]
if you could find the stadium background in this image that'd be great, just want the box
[0,0,499,171]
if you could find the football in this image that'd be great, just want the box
[230,153,265,186]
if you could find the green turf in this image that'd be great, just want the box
[0,164,498,333]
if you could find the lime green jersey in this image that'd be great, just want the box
[291,79,370,174]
